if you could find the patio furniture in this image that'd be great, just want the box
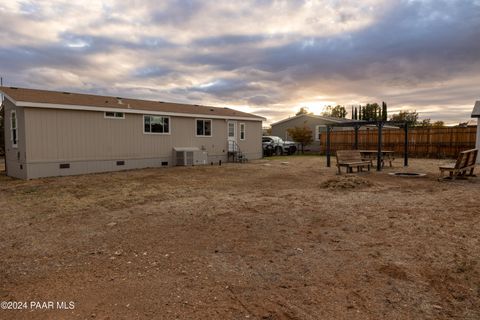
[325,120,409,171]
[359,150,395,167]
[336,150,371,174]
[438,149,478,180]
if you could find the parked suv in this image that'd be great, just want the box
[262,136,297,156]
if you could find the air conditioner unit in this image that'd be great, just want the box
[173,147,208,166]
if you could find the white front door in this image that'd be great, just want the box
[227,121,237,152]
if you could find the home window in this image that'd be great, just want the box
[315,125,324,141]
[11,110,18,148]
[105,111,125,119]
[144,115,170,134]
[196,119,212,136]
[240,123,245,140]
[228,122,235,138]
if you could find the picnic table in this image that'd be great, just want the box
[358,150,395,167]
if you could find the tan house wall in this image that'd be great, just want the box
[6,106,262,179]
[235,120,262,159]
[3,99,27,179]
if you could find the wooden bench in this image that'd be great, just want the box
[439,148,478,180]
[336,150,371,174]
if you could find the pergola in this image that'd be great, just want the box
[325,120,409,171]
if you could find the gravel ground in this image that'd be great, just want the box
[0,156,479,319]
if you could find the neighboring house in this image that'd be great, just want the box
[270,114,351,152]
[457,119,477,127]
[262,126,272,136]
[472,101,480,163]
[1,87,265,179]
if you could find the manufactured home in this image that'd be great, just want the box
[473,101,480,163]
[270,114,351,152]
[1,87,265,179]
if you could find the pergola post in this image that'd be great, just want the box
[404,124,409,166]
[377,122,383,171]
[326,126,331,167]
[324,120,409,170]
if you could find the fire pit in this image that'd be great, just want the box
[389,172,427,178]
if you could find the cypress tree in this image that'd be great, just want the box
[382,101,388,121]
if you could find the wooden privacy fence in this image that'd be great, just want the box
[319,127,477,158]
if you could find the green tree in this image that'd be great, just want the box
[296,107,313,116]
[389,110,419,126]
[354,103,383,121]
[361,103,380,120]
[322,105,347,118]
[287,124,313,153]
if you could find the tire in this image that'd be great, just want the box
[288,146,297,155]
[263,145,273,157]
[275,146,283,156]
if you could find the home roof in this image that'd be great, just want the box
[472,101,480,118]
[0,86,265,121]
[461,119,477,126]
[270,113,351,126]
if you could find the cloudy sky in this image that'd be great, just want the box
[0,0,479,124]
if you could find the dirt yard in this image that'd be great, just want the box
[0,156,479,319]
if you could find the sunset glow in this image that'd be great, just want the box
[1,0,479,125]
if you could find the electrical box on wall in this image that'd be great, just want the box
[193,150,208,165]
